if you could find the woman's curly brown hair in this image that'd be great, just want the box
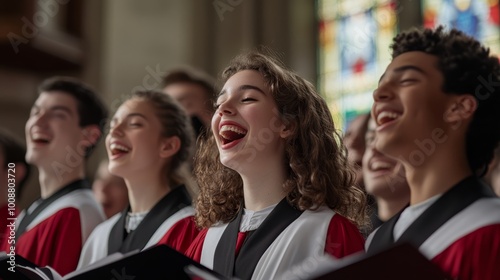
[194,51,368,229]
[391,26,500,175]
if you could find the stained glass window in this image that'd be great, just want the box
[318,0,398,131]
[422,0,500,55]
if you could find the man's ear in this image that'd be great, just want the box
[82,125,102,146]
[443,95,477,123]
[160,136,181,158]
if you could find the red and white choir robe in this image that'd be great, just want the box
[186,198,364,280]
[0,179,105,276]
[78,185,199,269]
[366,176,500,280]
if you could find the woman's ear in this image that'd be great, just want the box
[160,136,181,158]
[280,121,295,139]
[443,95,477,123]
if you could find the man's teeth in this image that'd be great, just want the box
[32,133,50,141]
[110,143,130,152]
[220,125,246,135]
[371,161,393,170]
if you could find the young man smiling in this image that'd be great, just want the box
[365,27,500,280]
[1,77,107,276]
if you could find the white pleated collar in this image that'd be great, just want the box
[239,203,278,232]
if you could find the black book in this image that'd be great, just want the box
[1,245,228,280]
[0,252,41,280]
[308,243,451,280]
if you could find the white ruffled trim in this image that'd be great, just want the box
[240,203,277,232]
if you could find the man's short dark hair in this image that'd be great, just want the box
[38,76,108,158]
[161,69,215,103]
[390,26,500,175]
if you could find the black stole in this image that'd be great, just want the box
[213,198,303,280]
[367,176,496,254]
[16,179,89,240]
[108,185,191,254]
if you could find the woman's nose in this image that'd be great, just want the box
[217,100,235,116]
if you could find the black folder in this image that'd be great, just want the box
[312,242,451,280]
[1,245,228,280]
[68,244,226,280]
[1,252,40,280]
[3,243,451,280]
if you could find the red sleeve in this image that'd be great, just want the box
[185,228,208,262]
[157,216,200,255]
[16,208,83,276]
[432,224,500,280]
[324,214,365,258]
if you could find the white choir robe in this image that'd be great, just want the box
[78,205,197,268]
[187,206,364,280]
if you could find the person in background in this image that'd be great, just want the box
[92,159,128,219]
[0,77,107,276]
[362,117,410,231]
[484,146,500,197]
[161,68,215,138]
[344,113,370,189]
[0,128,31,246]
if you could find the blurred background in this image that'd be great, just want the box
[1,0,499,208]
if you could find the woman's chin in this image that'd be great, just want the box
[220,156,244,172]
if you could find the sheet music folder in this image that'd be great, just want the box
[311,242,451,280]
[1,252,40,280]
[1,245,228,280]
